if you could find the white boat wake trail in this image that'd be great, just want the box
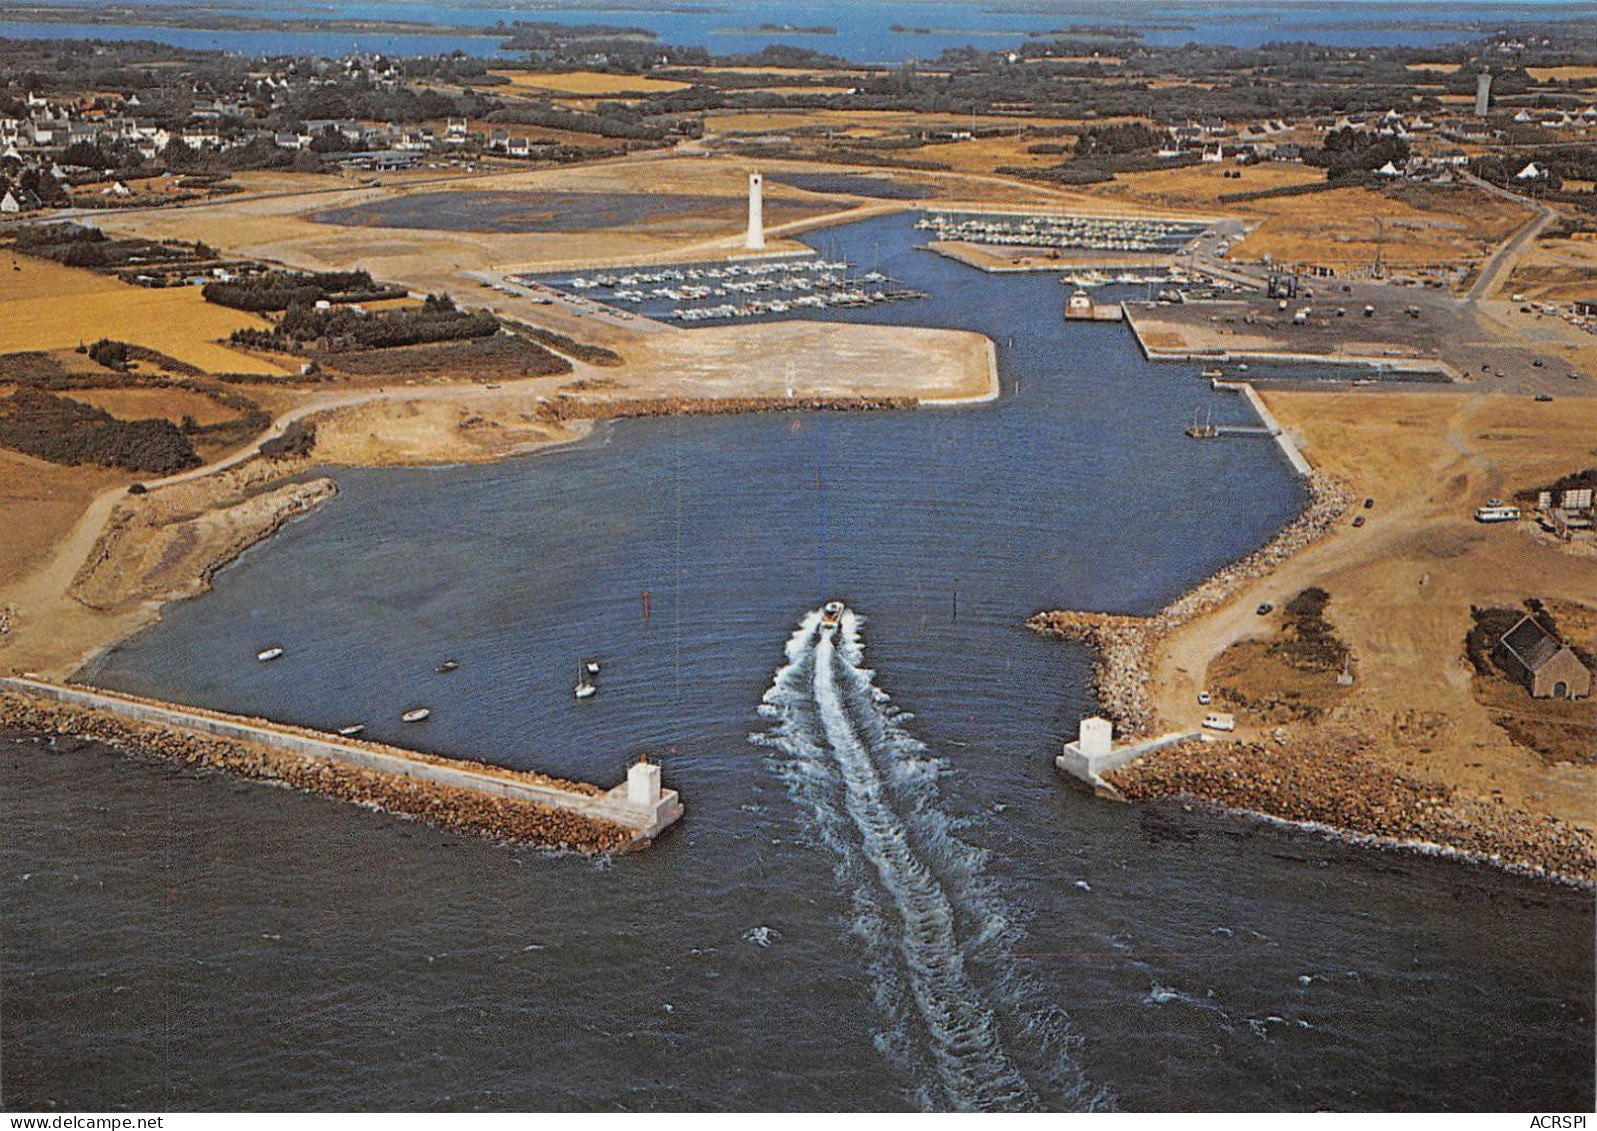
[752,609,1105,1111]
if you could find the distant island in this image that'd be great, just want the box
[888,24,1035,37]
[713,23,837,36]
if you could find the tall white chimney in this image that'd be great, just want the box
[746,171,765,250]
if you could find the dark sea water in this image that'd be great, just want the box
[0,0,1588,60]
[4,213,1594,1112]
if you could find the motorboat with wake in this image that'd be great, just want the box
[820,601,847,635]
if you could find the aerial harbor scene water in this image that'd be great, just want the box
[1,0,1593,1116]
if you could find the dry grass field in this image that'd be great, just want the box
[704,108,1080,135]
[0,451,124,584]
[1406,61,1462,74]
[1232,182,1532,270]
[489,70,690,95]
[1153,389,1597,832]
[923,134,1076,175]
[1527,65,1597,83]
[1087,161,1325,208]
[0,255,286,375]
[63,387,242,426]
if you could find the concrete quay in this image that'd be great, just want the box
[0,677,682,847]
[1211,379,1313,476]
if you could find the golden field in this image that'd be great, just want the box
[1153,390,1597,834]
[64,386,242,426]
[0,256,285,375]
[1087,161,1326,207]
[1527,65,1597,82]
[1405,61,1462,74]
[1231,183,1532,270]
[489,70,690,95]
[704,108,1081,135]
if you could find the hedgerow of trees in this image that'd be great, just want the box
[203,269,406,313]
[231,293,499,352]
[0,389,200,474]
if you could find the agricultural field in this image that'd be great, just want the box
[1527,65,1597,83]
[488,70,691,95]
[0,256,285,375]
[1230,182,1532,272]
[922,134,1078,175]
[63,386,245,426]
[1086,161,1326,208]
[1405,61,1462,74]
[703,108,1080,135]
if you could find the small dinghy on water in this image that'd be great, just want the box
[401,708,431,723]
[337,724,366,738]
[584,660,600,675]
[575,663,597,700]
[437,660,460,674]
[257,646,284,662]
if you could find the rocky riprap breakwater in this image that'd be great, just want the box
[0,691,632,853]
[1106,736,1596,886]
[542,394,919,422]
[1028,473,1351,735]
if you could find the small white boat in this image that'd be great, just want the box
[1201,368,1223,379]
[401,708,431,723]
[256,646,284,662]
[585,660,600,675]
[437,660,460,673]
[575,663,596,699]
[337,724,366,738]
[821,600,846,630]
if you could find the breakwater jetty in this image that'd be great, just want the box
[0,677,682,852]
[1028,473,1351,735]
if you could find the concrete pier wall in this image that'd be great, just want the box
[1214,380,1313,476]
[0,677,682,843]
[1057,730,1201,787]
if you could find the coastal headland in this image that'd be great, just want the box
[1033,389,1597,884]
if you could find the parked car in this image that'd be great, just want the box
[1197,691,1212,706]
[1256,602,1274,615]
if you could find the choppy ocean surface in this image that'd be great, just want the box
[4,213,1594,1111]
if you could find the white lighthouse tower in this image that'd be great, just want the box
[745,171,765,251]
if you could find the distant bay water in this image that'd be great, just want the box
[1,0,1589,60]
